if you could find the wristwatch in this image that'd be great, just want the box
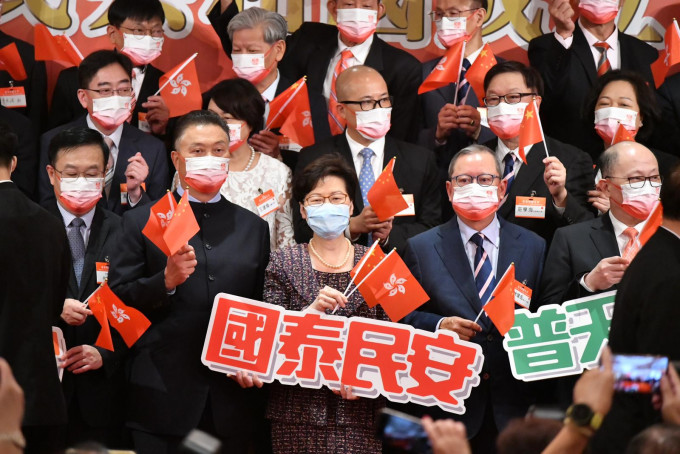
[564,403,603,437]
[0,431,26,450]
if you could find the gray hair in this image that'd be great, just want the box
[448,144,502,177]
[227,7,288,44]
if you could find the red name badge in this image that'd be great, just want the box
[138,112,151,133]
[515,196,546,219]
[254,189,279,218]
[0,86,27,108]
[514,282,532,309]
[96,262,109,284]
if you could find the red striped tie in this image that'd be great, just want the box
[594,42,611,77]
[328,49,353,136]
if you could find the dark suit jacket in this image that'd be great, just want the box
[279,22,422,143]
[528,24,658,160]
[484,136,595,244]
[539,213,619,307]
[0,31,47,132]
[208,0,239,57]
[293,134,442,253]
[1,105,37,199]
[0,182,68,426]
[48,64,164,131]
[108,193,270,448]
[402,216,546,437]
[38,115,170,215]
[590,227,680,454]
[655,73,680,158]
[45,202,127,429]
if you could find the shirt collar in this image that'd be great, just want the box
[261,69,280,103]
[57,200,96,230]
[0,180,12,184]
[345,130,385,161]
[466,45,484,65]
[86,115,124,149]
[579,19,619,50]
[497,139,532,163]
[608,211,646,237]
[457,215,501,249]
[336,33,374,63]
[177,185,222,204]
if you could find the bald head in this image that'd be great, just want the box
[336,65,387,101]
[600,141,658,178]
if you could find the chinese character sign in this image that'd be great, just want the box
[503,291,616,382]
[202,293,485,414]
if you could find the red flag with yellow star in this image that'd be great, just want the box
[464,43,497,105]
[163,190,200,256]
[518,100,543,164]
[367,157,409,221]
[483,264,516,336]
[611,122,637,146]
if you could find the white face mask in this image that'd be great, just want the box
[594,107,638,144]
[486,102,528,140]
[451,182,500,221]
[355,107,392,140]
[121,34,164,66]
[231,53,271,84]
[226,123,245,151]
[436,16,469,48]
[183,156,230,193]
[58,177,105,215]
[336,8,378,43]
[615,181,661,220]
[91,96,133,130]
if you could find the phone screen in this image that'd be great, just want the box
[377,408,431,454]
[612,354,669,393]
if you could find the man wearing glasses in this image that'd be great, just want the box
[481,61,594,243]
[49,0,170,138]
[293,65,441,254]
[38,50,169,215]
[541,141,661,306]
[402,144,546,453]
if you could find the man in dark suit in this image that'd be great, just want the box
[0,106,37,199]
[482,61,594,243]
[224,7,330,169]
[403,145,546,453]
[49,0,170,138]
[43,127,127,447]
[0,122,69,453]
[39,50,169,216]
[278,0,421,143]
[109,111,270,453]
[590,162,680,453]
[528,0,658,155]
[294,66,441,254]
[0,30,47,132]
[654,73,680,158]
[540,141,661,307]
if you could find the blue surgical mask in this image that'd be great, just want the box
[305,203,350,240]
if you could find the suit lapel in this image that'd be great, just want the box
[307,40,338,93]
[364,37,384,72]
[79,208,109,300]
[573,25,598,85]
[434,219,483,318]
[590,214,620,259]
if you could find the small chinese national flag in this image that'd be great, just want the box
[367,157,409,221]
[357,250,429,322]
[0,43,27,81]
[163,190,200,256]
[350,241,386,307]
[91,282,151,348]
[90,292,114,351]
[142,192,177,256]
[651,20,680,88]
[418,40,465,95]
[639,201,663,246]
[464,43,497,105]
[518,100,543,165]
[159,54,202,118]
[34,24,83,67]
[611,122,636,146]
[483,263,516,336]
[267,77,315,147]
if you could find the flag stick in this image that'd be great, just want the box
[64,34,84,60]
[342,239,380,296]
[611,122,622,147]
[345,249,396,299]
[452,40,467,106]
[533,99,550,158]
[154,53,198,96]
[265,77,307,130]
[81,281,105,308]
[472,262,514,324]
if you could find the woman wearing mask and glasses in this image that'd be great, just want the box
[233,154,389,453]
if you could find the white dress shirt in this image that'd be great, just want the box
[86,115,124,166]
[496,139,533,178]
[554,19,620,70]
[322,34,374,101]
[345,130,385,181]
[131,66,146,102]
[177,185,222,204]
[57,202,96,247]
[261,69,281,126]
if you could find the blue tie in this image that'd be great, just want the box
[67,217,86,288]
[503,153,516,194]
[358,148,375,207]
[457,58,471,104]
[471,233,495,305]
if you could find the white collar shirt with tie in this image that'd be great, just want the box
[345,130,385,181]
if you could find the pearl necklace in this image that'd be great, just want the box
[309,238,352,269]
[243,146,256,172]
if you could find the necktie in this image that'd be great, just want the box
[471,233,495,305]
[104,137,115,199]
[502,153,516,194]
[622,227,640,260]
[358,148,375,207]
[456,58,472,105]
[328,49,354,135]
[594,42,611,77]
[67,217,86,288]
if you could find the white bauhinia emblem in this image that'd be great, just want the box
[157,209,174,228]
[384,273,407,297]
[435,56,448,72]
[302,110,312,127]
[170,73,191,96]
[111,304,131,324]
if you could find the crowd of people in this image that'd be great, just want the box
[2,0,680,453]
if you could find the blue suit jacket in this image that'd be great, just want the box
[402,216,546,437]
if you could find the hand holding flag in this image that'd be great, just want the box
[366,157,409,221]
